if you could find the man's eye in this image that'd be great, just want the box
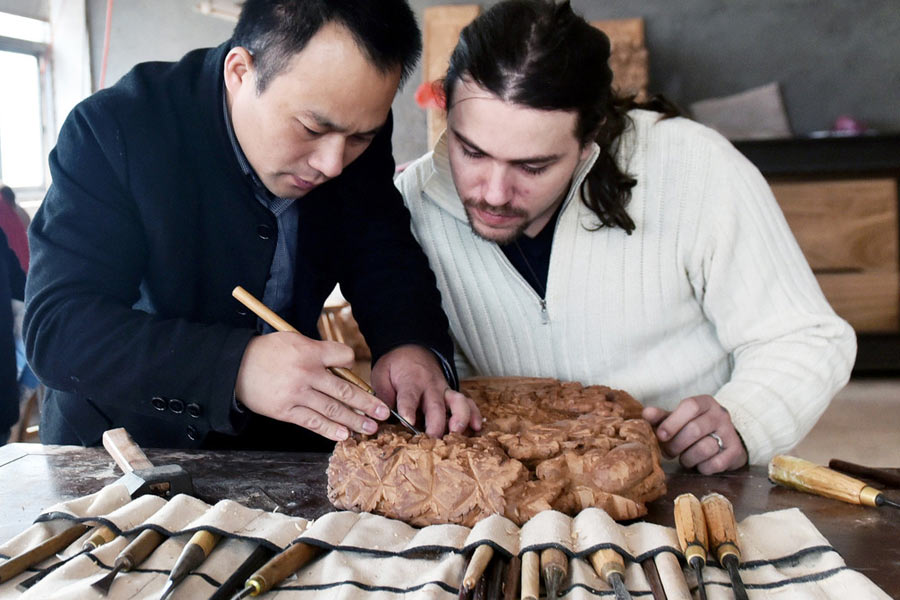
[520,164,548,176]
[303,125,322,137]
[461,147,484,159]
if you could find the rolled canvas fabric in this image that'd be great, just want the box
[0,484,890,599]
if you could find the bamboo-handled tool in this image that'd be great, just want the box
[91,529,167,595]
[540,547,568,598]
[700,493,749,600]
[230,540,324,599]
[673,493,708,600]
[770,455,900,509]
[17,525,118,590]
[460,544,495,597]
[828,458,900,489]
[520,551,540,600]
[589,547,632,600]
[232,285,421,435]
[158,530,222,600]
[0,522,91,583]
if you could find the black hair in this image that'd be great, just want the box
[0,186,14,206]
[444,0,680,234]
[232,0,422,93]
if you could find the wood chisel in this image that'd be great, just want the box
[0,522,91,583]
[502,554,521,600]
[770,455,900,510]
[828,458,900,488]
[158,529,222,600]
[700,493,749,600]
[461,544,495,596]
[520,550,540,600]
[540,547,568,598]
[91,528,167,594]
[209,544,276,600]
[673,493,708,600]
[589,547,633,600]
[640,557,668,600]
[230,540,324,599]
[232,285,421,435]
[17,525,117,590]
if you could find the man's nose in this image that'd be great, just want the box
[482,163,511,207]
[308,136,345,179]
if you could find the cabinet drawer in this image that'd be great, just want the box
[817,271,899,332]
[771,178,898,272]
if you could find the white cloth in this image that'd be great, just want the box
[395,110,856,465]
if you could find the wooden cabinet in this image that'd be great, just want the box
[736,135,900,373]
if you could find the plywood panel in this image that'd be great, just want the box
[817,271,899,332]
[423,5,480,149]
[772,178,899,272]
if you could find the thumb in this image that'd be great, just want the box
[642,406,668,426]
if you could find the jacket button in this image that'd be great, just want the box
[168,398,185,414]
[236,306,248,316]
[186,403,202,418]
[257,224,274,240]
[151,397,167,411]
[187,425,199,441]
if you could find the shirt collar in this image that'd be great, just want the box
[423,129,601,224]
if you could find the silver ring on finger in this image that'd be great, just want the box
[708,432,725,452]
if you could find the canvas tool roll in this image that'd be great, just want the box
[0,484,890,599]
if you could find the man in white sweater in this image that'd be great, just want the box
[395,0,856,473]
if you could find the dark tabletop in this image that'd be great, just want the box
[1,443,897,596]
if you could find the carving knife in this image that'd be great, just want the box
[674,493,708,600]
[232,285,422,435]
[230,540,324,599]
[770,455,900,510]
[701,493,749,600]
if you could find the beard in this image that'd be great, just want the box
[462,198,530,246]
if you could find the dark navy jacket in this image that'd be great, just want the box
[24,41,454,450]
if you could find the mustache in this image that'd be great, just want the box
[462,199,528,219]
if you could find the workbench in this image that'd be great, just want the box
[1,443,897,597]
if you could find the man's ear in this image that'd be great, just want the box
[223,47,255,95]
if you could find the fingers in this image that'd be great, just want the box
[642,406,669,426]
[444,389,482,433]
[421,385,447,438]
[315,369,389,422]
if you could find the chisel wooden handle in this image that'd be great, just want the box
[244,541,323,595]
[589,547,625,581]
[0,523,91,583]
[769,455,883,507]
[463,545,495,591]
[520,551,540,600]
[103,427,153,472]
[84,525,118,551]
[540,547,568,598]
[700,493,740,564]
[673,493,707,565]
[119,529,166,569]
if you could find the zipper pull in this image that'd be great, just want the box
[539,299,549,324]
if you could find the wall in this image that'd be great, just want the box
[80,0,900,163]
[0,0,48,20]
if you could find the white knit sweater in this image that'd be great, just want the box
[396,110,856,465]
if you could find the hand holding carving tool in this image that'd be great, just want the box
[91,528,167,595]
[540,547,568,598]
[158,529,222,600]
[700,493,749,600]
[520,551,540,600]
[232,285,421,435]
[17,525,117,590]
[589,547,633,600]
[0,522,91,583]
[674,493,708,600]
[230,540,324,599]
[770,455,900,510]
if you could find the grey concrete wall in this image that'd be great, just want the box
[0,0,48,20]
[80,0,900,163]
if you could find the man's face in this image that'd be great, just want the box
[446,79,590,244]
[225,23,401,199]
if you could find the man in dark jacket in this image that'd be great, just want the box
[24,0,480,450]
[0,228,26,445]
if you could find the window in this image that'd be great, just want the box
[0,11,51,192]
